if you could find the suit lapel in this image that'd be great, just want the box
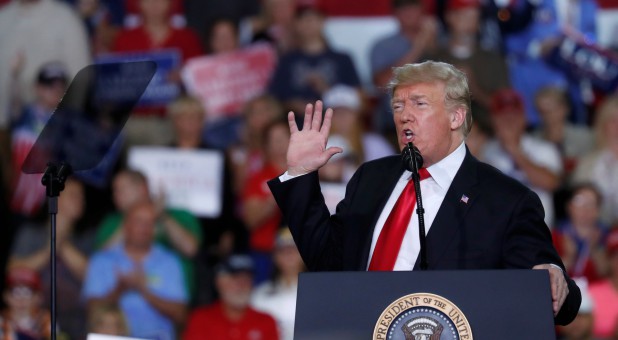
[414,149,481,270]
[357,158,406,270]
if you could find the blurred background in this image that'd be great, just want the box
[0,0,617,339]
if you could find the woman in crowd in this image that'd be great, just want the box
[572,95,618,227]
[251,228,305,340]
[553,183,609,283]
[241,119,289,284]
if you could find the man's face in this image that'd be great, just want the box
[392,82,464,167]
[123,205,157,249]
[216,272,253,309]
[139,0,171,21]
[491,108,526,139]
[113,174,148,212]
[395,4,423,32]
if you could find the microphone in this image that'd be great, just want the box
[402,142,423,173]
[401,142,429,270]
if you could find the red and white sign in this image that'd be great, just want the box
[181,44,277,121]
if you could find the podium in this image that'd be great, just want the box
[294,270,556,339]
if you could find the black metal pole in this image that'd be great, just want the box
[48,197,58,340]
[42,162,71,340]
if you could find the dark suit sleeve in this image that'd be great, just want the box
[501,189,581,325]
[267,168,362,271]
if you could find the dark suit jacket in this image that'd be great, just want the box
[268,149,581,325]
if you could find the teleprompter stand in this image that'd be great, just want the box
[42,162,72,340]
[22,61,156,340]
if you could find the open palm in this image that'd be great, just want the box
[286,100,342,176]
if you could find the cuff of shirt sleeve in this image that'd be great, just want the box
[549,263,565,274]
[279,171,302,182]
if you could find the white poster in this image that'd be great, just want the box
[128,147,224,217]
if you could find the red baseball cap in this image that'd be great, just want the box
[607,229,618,256]
[447,0,480,11]
[6,267,42,291]
[490,88,524,115]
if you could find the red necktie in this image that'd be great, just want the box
[369,168,431,271]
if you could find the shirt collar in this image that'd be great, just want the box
[425,142,466,191]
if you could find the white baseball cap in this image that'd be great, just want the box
[323,85,361,111]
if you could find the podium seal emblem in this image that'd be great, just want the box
[373,293,473,340]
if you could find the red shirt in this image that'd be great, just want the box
[242,163,283,253]
[113,26,202,63]
[183,302,279,340]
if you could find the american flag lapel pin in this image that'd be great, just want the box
[460,194,469,204]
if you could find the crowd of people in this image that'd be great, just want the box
[0,0,617,339]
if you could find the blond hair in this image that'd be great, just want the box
[387,61,472,136]
[167,95,206,118]
[593,94,618,148]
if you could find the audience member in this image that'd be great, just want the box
[589,229,618,339]
[369,0,438,132]
[425,0,510,120]
[228,94,285,195]
[206,18,240,55]
[84,201,188,340]
[184,0,260,52]
[483,88,562,226]
[483,89,562,228]
[198,18,246,150]
[9,179,91,340]
[533,86,594,178]
[572,95,618,227]
[123,0,185,28]
[323,84,395,165]
[87,304,129,336]
[112,0,203,146]
[251,228,304,340]
[77,0,121,55]
[1,267,51,340]
[268,5,361,115]
[502,0,599,126]
[241,120,289,284]
[167,95,247,306]
[553,183,609,283]
[0,0,91,174]
[9,62,69,218]
[238,0,296,53]
[95,169,202,299]
[113,0,201,62]
[183,254,279,340]
[557,278,595,340]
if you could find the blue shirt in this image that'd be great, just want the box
[83,244,187,340]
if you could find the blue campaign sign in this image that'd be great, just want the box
[548,34,618,93]
[96,49,181,107]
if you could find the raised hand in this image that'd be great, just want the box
[286,100,343,176]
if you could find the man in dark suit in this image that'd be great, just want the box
[267,61,581,325]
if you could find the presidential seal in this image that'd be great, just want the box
[373,293,473,340]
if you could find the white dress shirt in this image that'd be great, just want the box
[367,142,466,271]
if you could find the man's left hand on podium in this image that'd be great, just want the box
[533,264,569,316]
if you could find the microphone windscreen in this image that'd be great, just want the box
[401,142,423,171]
